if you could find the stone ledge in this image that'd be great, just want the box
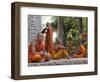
[28,58,88,66]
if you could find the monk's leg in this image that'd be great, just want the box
[53,49,69,59]
[53,49,63,59]
[62,49,71,59]
[31,53,42,62]
[73,54,84,58]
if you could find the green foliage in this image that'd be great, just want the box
[51,16,58,30]
[50,16,87,54]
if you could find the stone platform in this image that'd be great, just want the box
[28,58,88,66]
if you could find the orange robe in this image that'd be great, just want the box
[45,25,54,54]
[28,40,45,63]
[73,45,86,58]
[45,25,69,59]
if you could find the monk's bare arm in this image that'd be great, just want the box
[32,41,44,55]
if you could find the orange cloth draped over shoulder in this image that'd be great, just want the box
[45,25,54,54]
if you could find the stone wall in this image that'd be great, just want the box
[28,15,42,44]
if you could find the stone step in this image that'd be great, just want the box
[28,58,88,66]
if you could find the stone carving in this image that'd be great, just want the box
[28,15,42,44]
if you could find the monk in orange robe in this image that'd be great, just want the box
[45,22,54,54]
[45,22,70,60]
[28,33,51,63]
[73,44,87,58]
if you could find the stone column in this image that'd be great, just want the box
[57,17,63,44]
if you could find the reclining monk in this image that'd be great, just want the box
[72,33,87,58]
[72,43,87,58]
[44,22,70,60]
[28,33,51,63]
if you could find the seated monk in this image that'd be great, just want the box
[45,22,70,60]
[28,33,51,63]
[73,44,87,58]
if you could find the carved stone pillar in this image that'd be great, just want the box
[28,15,41,44]
[57,17,63,44]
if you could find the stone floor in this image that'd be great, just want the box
[28,58,88,66]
